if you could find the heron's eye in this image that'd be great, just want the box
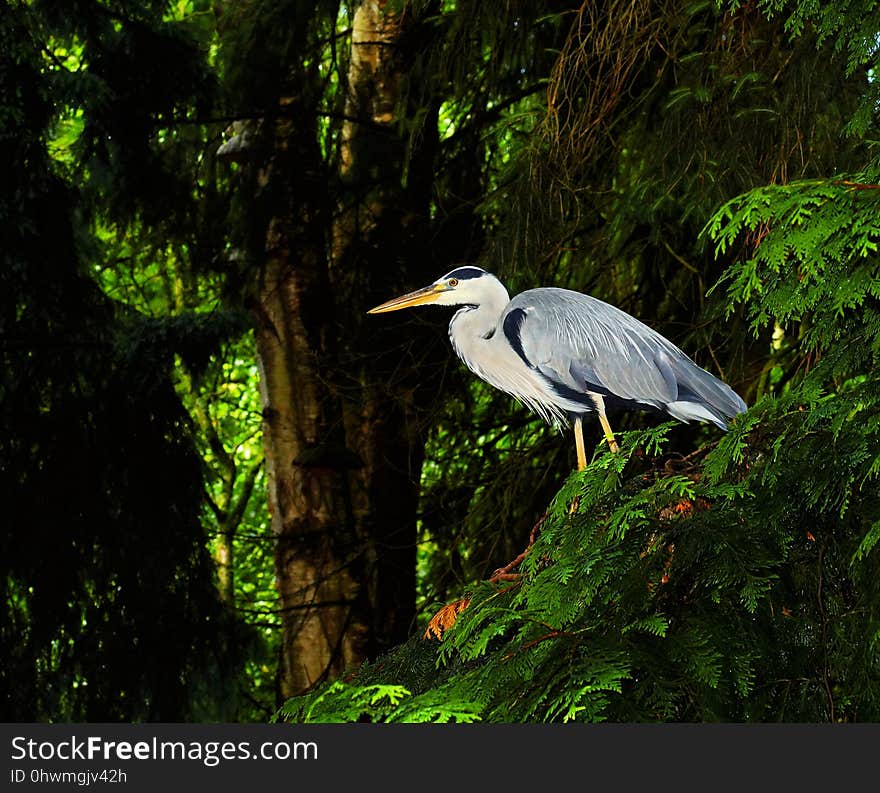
[448,278,459,287]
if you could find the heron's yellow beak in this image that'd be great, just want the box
[367,283,445,314]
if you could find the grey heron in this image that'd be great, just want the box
[368,266,747,470]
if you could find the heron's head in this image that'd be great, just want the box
[367,266,507,314]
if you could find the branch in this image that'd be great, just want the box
[226,458,264,533]
[489,513,545,582]
[440,81,547,150]
[203,489,225,523]
[833,180,880,190]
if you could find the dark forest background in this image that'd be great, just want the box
[3,0,880,722]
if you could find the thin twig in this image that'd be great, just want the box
[488,513,545,582]
[519,629,572,652]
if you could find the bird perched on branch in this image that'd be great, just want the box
[368,266,747,470]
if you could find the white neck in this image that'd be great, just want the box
[447,278,510,356]
[447,278,521,405]
[445,277,577,425]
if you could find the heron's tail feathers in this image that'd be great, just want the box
[665,400,730,430]
[665,356,748,431]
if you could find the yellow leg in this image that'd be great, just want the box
[570,417,587,514]
[573,416,587,471]
[597,412,619,454]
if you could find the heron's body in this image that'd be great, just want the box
[369,266,747,468]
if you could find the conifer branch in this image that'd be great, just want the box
[489,513,546,582]
[833,180,880,190]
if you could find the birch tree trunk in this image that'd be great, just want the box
[251,1,441,701]
[331,0,436,662]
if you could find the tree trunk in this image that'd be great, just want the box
[330,0,435,657]
[248,0,448,701]
[252,88,371,699]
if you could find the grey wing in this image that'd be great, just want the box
[506,288,747,427]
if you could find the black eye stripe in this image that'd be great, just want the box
[443,267,486,281]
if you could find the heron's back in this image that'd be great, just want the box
[504,287,747,428]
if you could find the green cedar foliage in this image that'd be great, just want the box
[279,2,880,721]
[281,381,880,722]
[733,0,880,137]
[414,0,867,631]
[280,177,880,725]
